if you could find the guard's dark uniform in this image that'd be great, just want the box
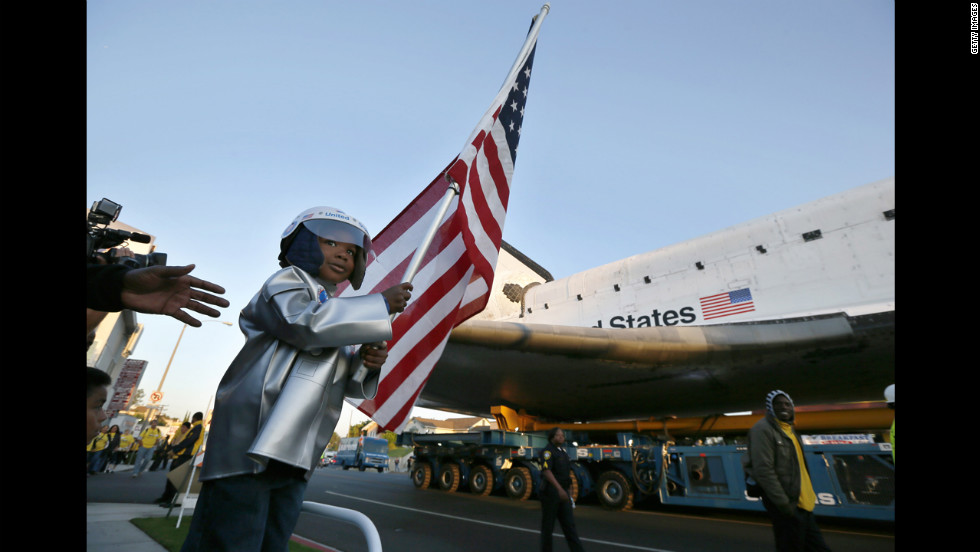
[539,442,585,552]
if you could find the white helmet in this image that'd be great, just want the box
[278,206,373,289]
[884,384,894,404]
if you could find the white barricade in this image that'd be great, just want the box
[301,501,383,552]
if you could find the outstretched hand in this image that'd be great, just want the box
[119,264,230,327]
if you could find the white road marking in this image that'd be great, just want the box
[323,491,680,552]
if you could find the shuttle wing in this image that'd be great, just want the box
[414,310,894,421]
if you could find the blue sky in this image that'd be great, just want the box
[87,1,895,426]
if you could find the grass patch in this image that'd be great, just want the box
[129,517,190,552]
[130,517,324,552]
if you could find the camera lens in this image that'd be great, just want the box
[117,256,143,269]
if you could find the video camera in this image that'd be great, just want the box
[87,198,167,269]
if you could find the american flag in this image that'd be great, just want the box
[699,288,756,320]
[338,18,543,432]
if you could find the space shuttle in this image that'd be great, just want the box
[412,178,895,429]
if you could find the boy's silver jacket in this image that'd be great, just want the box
[201,267,391,482]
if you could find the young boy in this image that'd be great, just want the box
[180,206,412,552]
[86,367,111,444]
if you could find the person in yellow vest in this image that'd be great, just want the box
[155,412,205,506]
[884,384,894,463]
[149,435,171,472]
[101,425,122,473]
[126,434,141,464]
[744,390,831,551]
[87,426,110,475]
[111,429,136,470]
[132,419,163,478]
[166,422,192,466]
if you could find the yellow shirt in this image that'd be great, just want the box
[89,433,110,452]
[139,427,163,449]
[118,434,135,451]
[779,421,817,512]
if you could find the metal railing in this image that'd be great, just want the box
[301,501,383,552]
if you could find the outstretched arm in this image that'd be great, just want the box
[120,264,230,327]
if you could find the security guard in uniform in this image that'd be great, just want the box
[539,427,585,552]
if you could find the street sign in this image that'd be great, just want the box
[107,358,148,412]
[150,391,164,403]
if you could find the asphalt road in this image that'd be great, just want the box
[86,466,894,552]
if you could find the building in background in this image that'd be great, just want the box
[86,213,159,416]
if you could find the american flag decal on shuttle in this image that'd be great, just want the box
[699,288,756,320]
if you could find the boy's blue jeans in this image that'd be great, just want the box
[180,460,308,552]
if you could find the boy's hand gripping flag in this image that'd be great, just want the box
[339,5,550,432]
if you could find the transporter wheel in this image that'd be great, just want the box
[596,470,634,510]
[438,463,462,492]
[468,465,494,496]
[411,462,432,490]
[504,466,533,501]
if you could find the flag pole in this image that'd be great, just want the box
[397,179,461,286]
[392,1,548,291]
[499,4,551,90]
[352,4,550,384]
[352,179,460,383]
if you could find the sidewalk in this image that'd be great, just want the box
[87,502,180,552]
[87,464,339,552]
[87,463,191,552]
